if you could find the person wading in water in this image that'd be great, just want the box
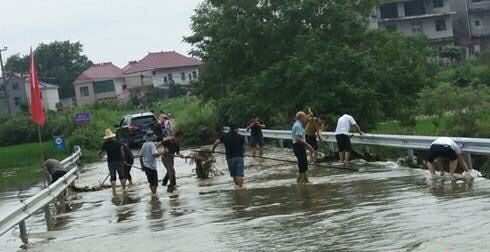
[305,109,326,163]
[334,114,363,163]
[159,131,184,193]
[99,129,127,194]
[212,124,246,189]
[246,116,266,158]
[140,130,162,196]
[292,112,314,184]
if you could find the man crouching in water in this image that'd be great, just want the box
[212,124,246,189]
[426,137,472,180]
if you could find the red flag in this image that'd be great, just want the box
[28,48,45,126]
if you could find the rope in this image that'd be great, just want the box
[198,150,359,172]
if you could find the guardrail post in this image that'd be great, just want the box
[44,205,52,230]
[279,139,284,149]
[19,220,28,244]
[329,142,335,153]
[245,136,249,144]
[408,149,415,163]
[464,153,473,170]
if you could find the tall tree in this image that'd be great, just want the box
[5,41,92,98]
[185,0,435,128]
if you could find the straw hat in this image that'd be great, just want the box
[103,128,117,140]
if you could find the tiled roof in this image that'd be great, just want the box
[40,82,59,89]
[123,51,201,74]
[74,63,123,85]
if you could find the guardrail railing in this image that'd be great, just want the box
[0,146,82,244]
[230,128,490,167]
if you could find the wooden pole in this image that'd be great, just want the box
[37,125,47,188]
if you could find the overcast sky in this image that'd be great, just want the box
[0,0,203,68]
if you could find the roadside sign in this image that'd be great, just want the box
[74,112,91,125]
[53,135,65,151]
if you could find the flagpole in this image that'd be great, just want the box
[37,124,47,188]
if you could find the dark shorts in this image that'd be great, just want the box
[144,167,159,187]
[426,144,458,163]
[51,170,67,184]
[226,157,245,177]
[335,134,352,152]
[108,162,125,181]
[293,143,308,173]
[250,135,264,147]
[305,135,318,150]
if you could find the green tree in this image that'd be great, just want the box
[418,83,490,137]
[4,41,92,98]
[185,0,434,128]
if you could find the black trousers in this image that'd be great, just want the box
[162,157,176,186]
[293,143,308,173]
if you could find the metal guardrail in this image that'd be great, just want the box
[235,128,490,155]
[0,146,82,242]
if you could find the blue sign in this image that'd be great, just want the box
[53,135,65,151]
[74,112,91,125]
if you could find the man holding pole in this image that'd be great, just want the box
[292,111,314,184]
[305,109,326,163]
[159,131,185,193]
[212,124,246,189]
[99,129,127,194]
[140,130,162,196]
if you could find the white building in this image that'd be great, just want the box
[24,81,61,112]
[73,63,125,106]
[376,0,456,45]
[122,51,201,90]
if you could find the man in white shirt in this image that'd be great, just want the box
[426,137,471,180]
[140,130,162,196]
[334,114,363,163]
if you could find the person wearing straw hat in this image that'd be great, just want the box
[140,130,162,196]
[99,128,127,194]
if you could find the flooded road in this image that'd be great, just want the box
[2,148,490,251]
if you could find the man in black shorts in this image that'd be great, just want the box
[212,124,246,189]
[426,137,471,180]
[246,116,266,158]
[334,114,363,163]
[304,109,326,163]
[140,130,162,196]
[99,129,127,194]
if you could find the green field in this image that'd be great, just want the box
[373,117,443,136]
[0,141,70,191]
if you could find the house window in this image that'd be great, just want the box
[411,23,423,33]
[475,19,481,26]
[435,19,446,31]
[405,0,426,16]
[80,86,90,97]
[12,82,19,90]
[14,97,21,106]
[192,71,197,79]
[152,71,156,76]
[122,84,127,90]
[168,73,173,81]
[380,3,398,19]
[94,80,115,94]
[181,72,186,81]
[188,74,192,81]
[164,76,168,83]
[433,0,444,8]
[385,24,397,32]
[0,84,5,93]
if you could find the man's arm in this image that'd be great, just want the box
[246,121,255,131]
[42,164,51,183]
[152,144,162,158]
[120,146,127,165]
[295,135,314,151]
[139,156,144,169]
[98,149,105,158]
[457,154,470,171]
[258,121,266,128]
[353,124,364,135]
[211,139,221,152]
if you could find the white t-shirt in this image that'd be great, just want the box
[335,114,357,135]
[432,137,462,154]
[140,141,158,170]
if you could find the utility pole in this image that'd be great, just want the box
[0,47,11,116]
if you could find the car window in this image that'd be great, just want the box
[131,116,157,127]
[121,117,130,127]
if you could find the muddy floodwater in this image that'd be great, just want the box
[2,148,490,252]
